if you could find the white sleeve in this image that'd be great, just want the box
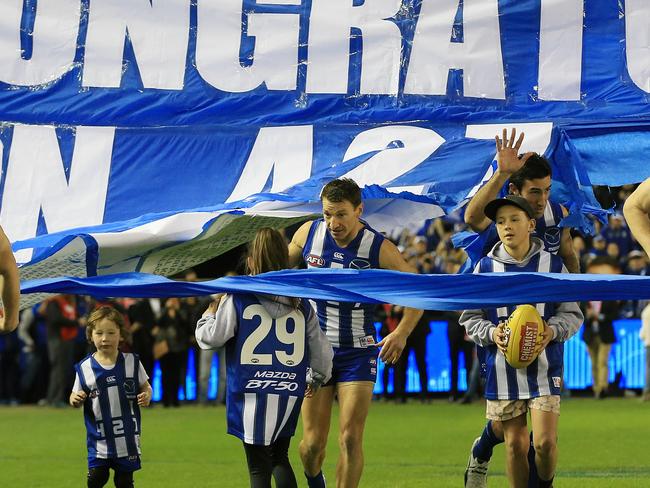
[305,304,333,384]
[138,361,149,386]
[195,294,238,349]
[72,373,81,392]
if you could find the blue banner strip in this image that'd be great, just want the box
[20,269,650,311]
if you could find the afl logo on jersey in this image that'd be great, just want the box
[306,254,325,267]
[350,259,371,269]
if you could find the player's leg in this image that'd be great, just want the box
[87,467,110,488]
[501,413,530,488]
[243,442,274,488]
[299,384,335,487]
[270,436,298,488]
[335,381,374,488]
[198,349,213,404]
[597,343,612,398]
[112,470,134,488]
[529,396,561,488]
[465,419,504,487]
[585,340,600,397]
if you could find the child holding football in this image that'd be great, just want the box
[195,228,333,488]
[460,195,583,488]
[70,306,152,488]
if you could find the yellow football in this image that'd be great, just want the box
[503,304,544,369]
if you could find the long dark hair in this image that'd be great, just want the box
[247,228,299,308]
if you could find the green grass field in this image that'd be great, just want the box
[1,398,648,487]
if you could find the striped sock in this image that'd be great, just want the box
[472,420,504,462]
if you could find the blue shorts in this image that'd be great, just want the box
[324,347,378,386]
[88,455,141,472]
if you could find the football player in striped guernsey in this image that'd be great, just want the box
[288,178,423,488]
[70,306,152,488]
[462,129,580,488]
[195,228,333,488]
[460,196,583,488]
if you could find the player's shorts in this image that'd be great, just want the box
[88,455,141,472]
[486,395,561,421]
[324,347,378,386]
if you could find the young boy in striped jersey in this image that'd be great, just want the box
[460,195,583,488]
[196,228,333,488]
[70,306,152,488]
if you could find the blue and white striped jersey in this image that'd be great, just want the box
[476,249,566,400]
[225,294,314,446]
[74,353,146,461]
[302,219,384,348]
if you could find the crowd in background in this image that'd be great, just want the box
[1,186,649,406]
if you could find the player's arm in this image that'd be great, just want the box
[558,205,580,274]
[0,226,20,333]
[374,240,423,364]
[137,381,153,407]
[459,308,499,347]
[69,390,87,408]
[69,373,87,407]
[288,221,311,268]
[624,178,650,256]
[542,265,584,348]
[305,306,333,394]
[464,129,534,232]
[195,294,238,349]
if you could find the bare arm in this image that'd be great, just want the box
[464,128,534,232]
[624,178,650,256]
[375,239,423,363]
[0,227,19,333]
[558,218,580,273]
[137,382,153,407]
[288,221,312,268]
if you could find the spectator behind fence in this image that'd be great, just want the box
[45,295,83,407]
[641,304,650,402]
[581,256,621,399]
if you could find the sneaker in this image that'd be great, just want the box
[465,437,489,488]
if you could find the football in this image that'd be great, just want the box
[503,304,544,368]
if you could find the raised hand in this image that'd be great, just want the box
[495,128,534,176]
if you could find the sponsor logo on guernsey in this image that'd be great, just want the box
[552,376,562,388]
[358,335,376,347]
[306,254,325,267]
[254,371,297,380]
[89,389,100,399]
[106,376,116,383]
[334,252,344,260]
[245,379,299,391]
[350,258,371,269]
[518,322,538,361]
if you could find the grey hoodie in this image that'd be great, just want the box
[195,294,333,386]
[460,237,584,347]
